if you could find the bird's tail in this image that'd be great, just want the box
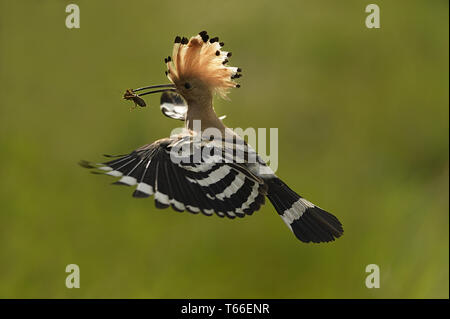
[266,178,343,243]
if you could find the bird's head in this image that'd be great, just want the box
[166,31,241,103]
[124,31,241,107]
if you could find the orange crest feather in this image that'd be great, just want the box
[165,31,241,98]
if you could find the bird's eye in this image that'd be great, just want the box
[184,82,192,89]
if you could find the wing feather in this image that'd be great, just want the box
[80,135,267,219]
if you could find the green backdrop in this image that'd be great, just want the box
[0,0,448,298]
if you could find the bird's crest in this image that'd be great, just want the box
[165,31,242,98]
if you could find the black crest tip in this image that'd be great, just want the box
[201,34,209,42]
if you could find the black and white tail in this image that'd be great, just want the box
[266,178,343,243]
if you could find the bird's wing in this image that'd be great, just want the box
[160,92,226,121]
[79,135,267,218]
[160,92,187,121]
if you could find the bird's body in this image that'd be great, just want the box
[81,31,343,243]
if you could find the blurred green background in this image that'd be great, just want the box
[0,0,448,298]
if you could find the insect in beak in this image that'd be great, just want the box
[123,84,176,108]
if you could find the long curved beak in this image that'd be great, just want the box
[123,84,176,107]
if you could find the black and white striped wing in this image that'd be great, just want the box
[160,92,226,121]
[160,92,187,121]
[80,136,267,218]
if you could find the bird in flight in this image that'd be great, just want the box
[80,31,343,243]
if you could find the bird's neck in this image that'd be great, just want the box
[185,98,226,133]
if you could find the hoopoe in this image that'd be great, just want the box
[80,31,343,243]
